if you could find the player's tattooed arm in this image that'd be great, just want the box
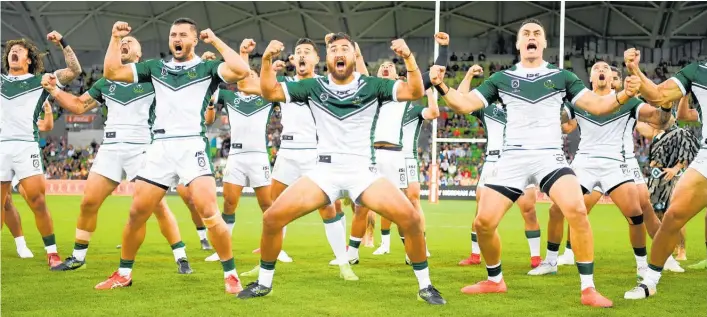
[560,107,577,134]
[37,101,54,132]
[638,101,672,126]
[260,40,287,102]
[41,73,98,114]
[430,65,484,114]
[624,48,683,106]
[422,88,440,120]
[675,94,698,122]
[201,29,249,83]
[47,31,82,85]
[205,93,217,125]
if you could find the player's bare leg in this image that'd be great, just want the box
[675,227,687,260]
[555,191,601,266]
[406,181,429,258]
[625,168,707,299]
[346,205,369,263]
[687,214,707,269]
[4,194,33,258]
[322,202,353,269]
[0,182,8,231]
[152,199,192,274]
[177,184,211,250]
[518,187,542,268]
[18,175,60,268]
[608,183,649,277]
[363,210,376,248]
[374,216,394,255]
[459,188,483,265]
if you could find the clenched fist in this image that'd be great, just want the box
[325,33,335,45]
[41,73,58,93]
[273,60,286,72]
[466,64,483,78]
[623,75,641,97]
[201,51,217,61]
[624,48,641,72]
[199,29,218,44]
[429,65,445,86]
[112,21,131,38]
[46,31,64,46]
[391,39,411,58]
[240,38,256,55]
[434,32,449,46]
[263,40,285,60]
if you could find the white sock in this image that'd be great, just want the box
[563,248,575,257]
[486,262,503,283]
[527,237,541,257]
[227,223,235,235]
[643,267,662,288]
[381,232,391,247]
[173,247,187,262]
[471,231,480,254]
[223,269,237,278]
[118,267,132,277]
[579,273,595,290]
[546,250,559,264]
[324,219,348,264]
[259,268,275,287]
[339,214,346,232]
[14,236,27,249]
[45,244,57,254]
[197,229,207,240]
[73,248,88,261]
[348,236,361,260]
[635,255,648,267]
[413,267,432,289]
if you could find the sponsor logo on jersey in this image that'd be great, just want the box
[187,68,198,79]
[511,79,520,89]
[194,150,205,157]
[133,84,144,94]
[527,73,540,78]
[320,93,330,102]
[256,98,264,106]
[544,80,555,89]
[161,67,168,77]
[352,96,362,105]
[109,84,116,94]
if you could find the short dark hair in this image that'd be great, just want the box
[172,17,197,34]
[519,18,546,34]
[610,66,622,78]
[2,39,45,75]
[328,32,354,47]
[295,38,319,55]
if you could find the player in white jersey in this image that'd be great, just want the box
[237,33,445,305]
[430,19,642,307]
[42,36,195,274]
[529,61,672,279]
[235,38,356,279]
[456,65,543,268]
[93,19,250,293]
[623,49,707,299]
[3,102,53,259]
[1,31,82,268]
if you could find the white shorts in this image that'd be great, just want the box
[404,158,420,184]
[223,153,271,188]
[272,149,317,186]
[480,159,536,190]
[136,137,213,189]
[11,176,20,190]
[485,149,571,197]
[90,143,148,183]
[625,157,646,184]
[375,149,407,189]
[688,148,707,179]
[0,141,43,183]
[571,155,634,195]
[306,154,383,204]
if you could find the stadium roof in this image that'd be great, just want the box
[2,1,705,69]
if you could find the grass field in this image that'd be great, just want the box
[2,195,706,317]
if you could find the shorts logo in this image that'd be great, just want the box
[263,167,270,180]
[620,164,629,176]
[554,153,566,164]
[32,159,40,169]
[197,157,206,167]
[369,166,377,174]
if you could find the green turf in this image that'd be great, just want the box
[2,195,706,317]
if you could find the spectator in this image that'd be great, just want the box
[450,52,458,62]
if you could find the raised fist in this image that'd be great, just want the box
[240,38,256,55]
[434,32,449,46]
[46,31,63,46]
[273,60,286,72]
[391,39,411,58]
[429,65,445,86]
[199,29,218,44]
[624,48,641,72]
[201,51,217,61]
[263,40,285,60]
[112,21,131,38]
[467,64,483,78]
[324,33,335,45]
[624,75,641,97]
[354,42,362,58]
[41,73,58,93]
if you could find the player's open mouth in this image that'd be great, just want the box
[382,69,390,76]
[121,47,129,54]
[527,43,537,52]
[174,44,183,54]
[299,60,306,68]
[336,60,345,70]
[10,54,18,62]
[598,74,605,81]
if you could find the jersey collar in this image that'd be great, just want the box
[4,73,33,81]
[326,72,360,89]
[164,56,202,70]
[514,61,548,70]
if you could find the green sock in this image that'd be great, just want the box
[42,234,56,247]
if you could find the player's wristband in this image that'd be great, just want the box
[59,39,69,48]
[434,83,448,96]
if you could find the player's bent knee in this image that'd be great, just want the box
[473,216,497,233]
[202,212,223,229]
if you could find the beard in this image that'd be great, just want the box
[328,61,355,81]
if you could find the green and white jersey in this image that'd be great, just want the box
[401,104,425,159]
[128,57,224,140]
[374,99,409,146]
[87,78,156,144]
[471,103,507,159]
[473,62,587,150]
[623,111,637,159]
[281,72,399,164]
[277,75,319,149]
[568,96,645,161]
[670,62,706,148]
[0,73,51,142]
[218,89,274,155]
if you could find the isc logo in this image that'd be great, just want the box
[30,154,39,159]
[194,151,205,157]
